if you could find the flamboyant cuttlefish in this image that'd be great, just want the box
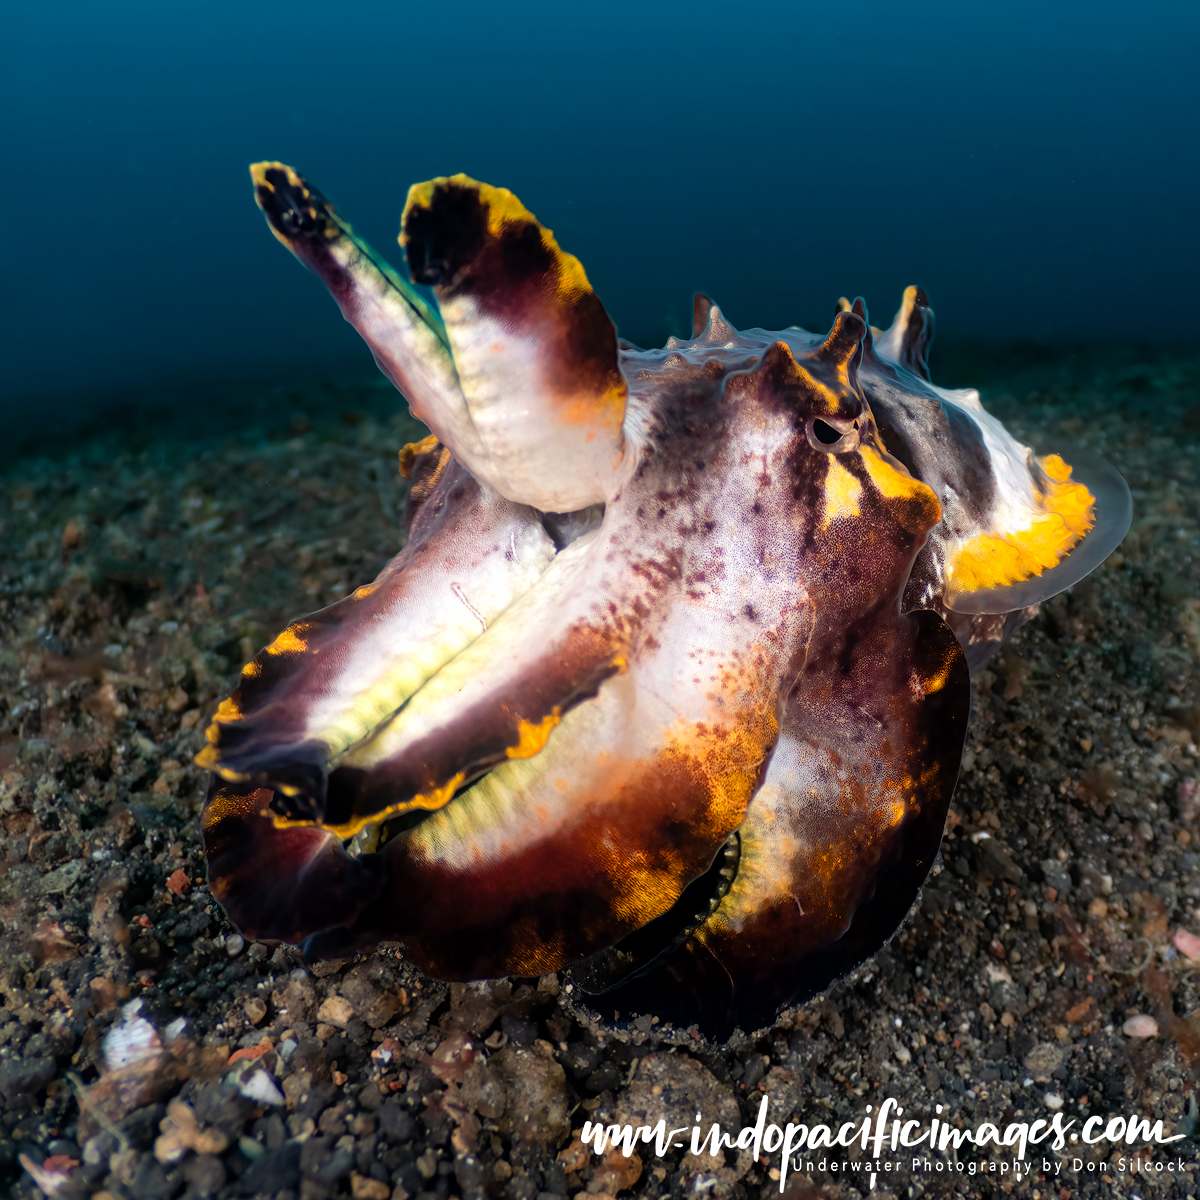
[198,163,1130,1036]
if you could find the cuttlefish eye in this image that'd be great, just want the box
[198,165,1130,1038]
[806,415,861,452]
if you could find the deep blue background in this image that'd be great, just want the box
[4,0,1197,434]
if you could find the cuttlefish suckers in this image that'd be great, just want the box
[198,163,1131,1037]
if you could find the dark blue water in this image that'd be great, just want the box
[4,0,1197,439]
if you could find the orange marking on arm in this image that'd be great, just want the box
[398,434,439,479]
[195,695,248,768]
[266,626,309,656]
[920,648,958,695]
[554,382,628,428]
[506,709,562,760]
[271,770,469,841]
[201,786,273,833]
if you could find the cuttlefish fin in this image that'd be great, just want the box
[942,445,1132,614]
[401,175,629,511]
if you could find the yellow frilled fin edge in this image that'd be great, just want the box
[943,447,1131,615]
[945,454,1094,595]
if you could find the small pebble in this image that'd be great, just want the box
[317,995,355,1026]
[1122,1014,1158,1038]
[225,933,245,957]
[1172,928,1200,962]
[1043,1092,1064,1110]
[238,1136,265,1161]
[238,1068,286,1106]
[1023,1043,1063,1076]
[350,1174,392,1200]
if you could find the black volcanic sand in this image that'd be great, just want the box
[2,345,1200,1200]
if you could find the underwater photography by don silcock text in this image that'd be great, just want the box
[2,1,1200,1198]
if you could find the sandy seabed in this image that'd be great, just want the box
[2,345,1199,1200]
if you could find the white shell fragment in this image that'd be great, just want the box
[1122,1014,1159,1038]
[237,1067,286,1106]
[102,998,163,1071]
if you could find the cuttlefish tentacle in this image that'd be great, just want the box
[250,163,469,448]
[319,531,637,833]
[253,164,630,512]
[205,621,792,976]
[582,607,969,1037]
[400,175,630,512]
[196,451,556,808]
